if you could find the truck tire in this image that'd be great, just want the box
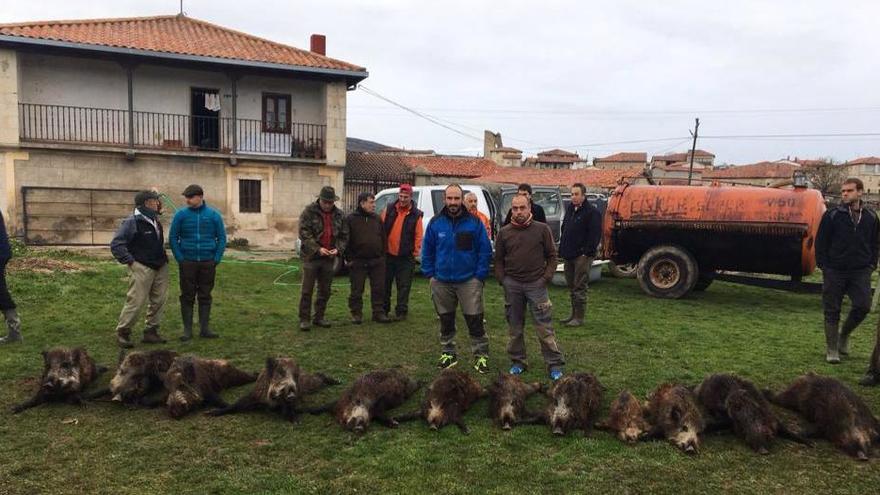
[608,262,638,279]
[637,245,699,299]
[693,270,716,291]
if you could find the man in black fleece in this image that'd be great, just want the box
[816,177,879,366]
[345,192,391,324]
[110,190,170,348]
[558,183,602,327]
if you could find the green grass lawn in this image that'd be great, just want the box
[1,250,879,495]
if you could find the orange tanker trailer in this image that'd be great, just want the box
[602,182,826,298]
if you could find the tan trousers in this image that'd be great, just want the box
[116,261,170,332]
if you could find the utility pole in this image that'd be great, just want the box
[687,118,700,185]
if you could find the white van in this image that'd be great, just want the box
[374,185,498,240]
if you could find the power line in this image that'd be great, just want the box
[357,85,482,142]
[349,104,880,117]
[702,132,880,139]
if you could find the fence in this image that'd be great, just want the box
[18,103,326,159]
[343,174,415,211]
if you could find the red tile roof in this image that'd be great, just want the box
[476,166,644,189]
[654,162,703,172]
[595,152,647,163]
[0,14,366,73]
[846,156,880,165]
[346,152,498,179]
[491,146,522,154]
[652,149,715,162]
[531,148,583,164]
[702,161,799,179]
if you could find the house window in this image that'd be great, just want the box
[239,179,261,213]
[262,93,291,133]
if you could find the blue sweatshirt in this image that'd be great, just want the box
[169,201,227,263]
[422,207,492,283]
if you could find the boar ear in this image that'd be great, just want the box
[71,348,83,363]
[265,357,277,374]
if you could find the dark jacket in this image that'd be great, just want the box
[299,201,348,261]
[503,202,546,226]
[422,207,492,283]
[383,200,423,258]
[345,207,385,260]
[0,210,11,264]
[111,208,169,269]
[559,201,602,260]
[169,202,226,263]
[816,202,880,271]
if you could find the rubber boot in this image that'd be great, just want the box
[141,325,167,344]
[559,296,575,324]
[199,303,219,338]
[824,321,840,364]
[0,308,22,344]
[179,304,194,342]
[117,327,135,349]
[565,302,585,327]
[838,316,860,356]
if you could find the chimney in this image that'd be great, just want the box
[310,34,326,56]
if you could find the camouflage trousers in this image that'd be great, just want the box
[502,277,564,370]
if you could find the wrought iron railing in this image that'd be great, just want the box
[18,103,326,159]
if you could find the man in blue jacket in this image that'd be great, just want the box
[0,209,21,344]
[422,184,493,373]
[169,184,227,341]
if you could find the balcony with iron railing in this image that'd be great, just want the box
[17,103,327,160]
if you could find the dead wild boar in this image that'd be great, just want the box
[87,349,179,405]
[595,390,651,443]
[160,356,257,419]
[308,368,420,434]
[396,369,487,433]
[11,347,105,413]
[768,373,879,461]
[646,383,705,454]
[488,373,544,431]
[206,357,340,422]
[695,373,810,454]
[541,372,603,436]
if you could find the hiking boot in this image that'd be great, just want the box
[824,321,840,364]
[372,313,392,324]
[550,368,564,381]
[0,309,22,344]
[859,372,879,387]
[437,353,458,369]
[473,356,489,374]
[141,326,167,344]
[509,363,525,375]
[394,312,408,322]
[117,328,135,349]
[299,321,311,332]
[313,319,331,328]
[180,304,194,342]
[351,311,363,325]
[198,304,219,338]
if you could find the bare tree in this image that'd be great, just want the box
[804,158,846,196]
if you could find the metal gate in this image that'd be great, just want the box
[22,187,140,245]
[343,174,415,212]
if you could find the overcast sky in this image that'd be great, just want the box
[5,0,879,164]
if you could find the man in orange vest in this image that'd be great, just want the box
[465,191,492,240]
[380,183,424,321]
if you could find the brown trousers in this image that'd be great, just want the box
[299,257,335,322]
[564,255,594,304]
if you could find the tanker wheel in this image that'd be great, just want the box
[693,270,716,291]
[608,262,638,279]
[636,245,698,299]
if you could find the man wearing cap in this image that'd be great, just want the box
[110,190,169,348]
[298,185,348,330]
[169,184,226,341]
[380,183,423,321]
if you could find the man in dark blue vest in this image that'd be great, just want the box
[380,183,424,321]
[110,190,170,348]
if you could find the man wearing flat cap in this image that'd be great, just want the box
[110,190,170,348]
[169,184,227,341]
[298,185,348,331]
